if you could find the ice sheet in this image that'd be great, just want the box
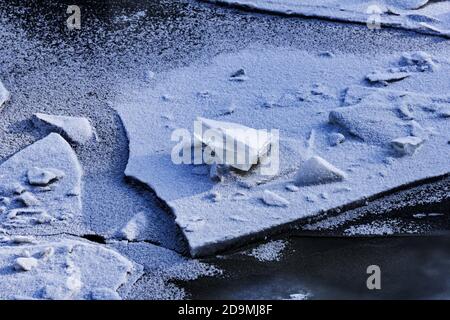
[116,47,450,256]
[203,0,450,37]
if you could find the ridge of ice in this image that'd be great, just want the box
[33,113,95,145]
[202,0,450,38]
[294,156,346,186]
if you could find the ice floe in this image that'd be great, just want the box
[116,48,450,256]
[32,113,95,145]
[0,133,85,234]
[203,0,450,38]
[391,136,424,156]
[0,240,138,299]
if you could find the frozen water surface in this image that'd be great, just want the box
[1,0,450,299]
[116,48,450,256]
[204,0,450,37]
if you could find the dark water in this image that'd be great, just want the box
[182,235,450,300]
[181,190,450,300]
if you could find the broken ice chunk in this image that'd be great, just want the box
[294,156,346,186]
[229,68,248,82]
[116,212,148,241]
[10,235,36,244]
[14,257,38,272]
[35,212,53,224]
[12,183,26,195]
[261,190,289,207]
[366,71,410,84]
[285,184,299,192]
[398,104,414,120]
[0,79,10,109]
[195,117,272,172]
[17,192,40,207]
[27,167,65,186]
[391,136,424,156]
[32,113,95,145]
[399,51,437,72]
[329,103,410,146]
[328,133,345,146]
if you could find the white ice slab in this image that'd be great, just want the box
[195,117,272,171]
[0,133,85,235]
[0,240,136,300]
[116,48,450,256]
[33,113,95,145]
[203,0,450,38]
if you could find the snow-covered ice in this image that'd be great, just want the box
[294,156,346,186]
[0,239,138,300]
[365,71,410,84]
[194,117,273,171]
[116,47,450,256]
[391,136,424,156]
[262,190,290,207]
[0,133,85,235]
[203,0,450,38]
[32,113,95,145]
[27,167,65,186]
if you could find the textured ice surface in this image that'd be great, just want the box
[203,0,450,37]
[0,133,85,235]
[33,113,95,145]
[0,79,10,109]
[111,242,221,300]
[0,239,137,300]
[117,48,450,256]
[247,240,286,262]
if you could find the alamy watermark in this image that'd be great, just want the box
[366,4,382,30]
[366,265,381,290]
[171,119,280,176]
[66,5,81,30]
